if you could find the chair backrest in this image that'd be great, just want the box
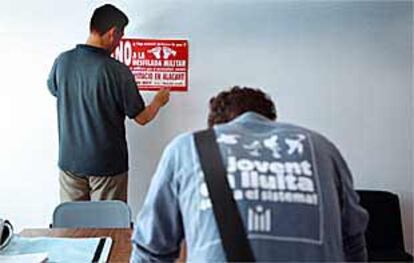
[52,200,131,228]
[356,190,405,250]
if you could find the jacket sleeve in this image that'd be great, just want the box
[332,147,369,262]
[120,69,145,119]
[47,58,59,97]
[130,141,184,262]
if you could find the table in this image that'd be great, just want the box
[20,228,132,262]
[20,228,187,262]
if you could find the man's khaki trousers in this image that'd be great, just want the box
[59,170,128,203]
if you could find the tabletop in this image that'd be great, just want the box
[20,228,132,262]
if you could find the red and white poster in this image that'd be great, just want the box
[112,38,189,92]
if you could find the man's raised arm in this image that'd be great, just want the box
[135,88,170,125]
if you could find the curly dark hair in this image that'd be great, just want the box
[208,86,277,127]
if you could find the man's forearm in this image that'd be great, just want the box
[130,240,180,262]
[343,233,368,262]
[134,100,162,125]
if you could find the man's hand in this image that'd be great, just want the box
[154,88,170,107]
[134,88,170,125]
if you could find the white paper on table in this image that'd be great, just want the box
[0,252,48,263]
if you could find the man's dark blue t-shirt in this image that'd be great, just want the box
[47,44,145,176]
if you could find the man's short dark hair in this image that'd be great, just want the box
[208,86,277,127]
[90,4,129,35]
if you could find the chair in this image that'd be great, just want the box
[52,200,131,228]
[356,190,413,262]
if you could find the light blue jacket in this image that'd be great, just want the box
[131,112,368,262]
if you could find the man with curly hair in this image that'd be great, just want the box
[131,86,368,262]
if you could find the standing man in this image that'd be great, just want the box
[47,4,169,203]
[131,86,368,262]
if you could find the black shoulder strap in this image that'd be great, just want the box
[194,129,255,262]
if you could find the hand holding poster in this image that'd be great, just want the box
[112,39,189,92]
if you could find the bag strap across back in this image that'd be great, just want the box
[194,129,255,262]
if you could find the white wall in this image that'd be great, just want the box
[0,0,412,253]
